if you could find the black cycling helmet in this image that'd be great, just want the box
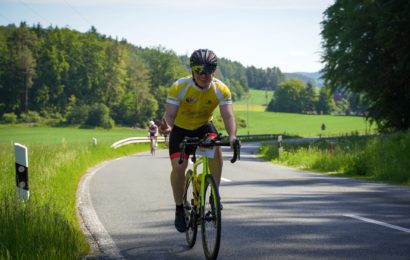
[190,49,217,74]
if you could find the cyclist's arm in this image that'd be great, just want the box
[163,103,178,129]
[220,104,237,146]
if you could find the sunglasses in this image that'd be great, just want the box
[192,65,216,75]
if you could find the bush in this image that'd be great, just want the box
[66,105,90,125]
[1,112,17,124]
[85,103,114,129]
[19,111,43,124]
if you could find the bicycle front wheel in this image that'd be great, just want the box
[150,138,155,155]
[201,174,221,260]
[183,170,198,248]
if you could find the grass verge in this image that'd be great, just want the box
[0,140,149,259]
[258,131,410,186]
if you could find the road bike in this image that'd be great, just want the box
[179,135,240,260]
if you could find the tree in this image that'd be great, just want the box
[141,46,187,117]
[4,23,38,113]
[267,79,305,113]
[321,0,410,131]
[316,87,335,115]
[301,82,317,113]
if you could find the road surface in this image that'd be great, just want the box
[78,142,410,259]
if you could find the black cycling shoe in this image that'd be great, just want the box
[174,207,186,233]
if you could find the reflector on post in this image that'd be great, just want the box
[14,143,29,200]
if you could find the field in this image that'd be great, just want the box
[230,89,373,137]
[0,124,146,145]
[233,111,371,136]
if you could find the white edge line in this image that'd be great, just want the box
[221,177,232,182]
[77,161,125,259]
[344,214,410,234]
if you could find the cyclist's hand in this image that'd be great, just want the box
[159,118,171,134]
[229,135,237,149]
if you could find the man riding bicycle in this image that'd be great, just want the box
[161,49,237,233]
[147,120,158,147]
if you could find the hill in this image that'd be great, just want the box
[284,71,323,87]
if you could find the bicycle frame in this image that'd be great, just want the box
[191,155,211,208]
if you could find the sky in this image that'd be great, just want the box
[0,0,334,73]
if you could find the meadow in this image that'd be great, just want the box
[0,127,150,259]
[232,88,373,136]
[0,124,146,144]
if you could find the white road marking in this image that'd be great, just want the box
[344,214,410,233]
[77,160,125,259]
[221,177,232,182]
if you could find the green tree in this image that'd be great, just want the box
[5,23,38,113]
[321,0,410,131]
[267,79,305,113]
[141,46,187,117]
[316,87,335,115]
[301,82,317,113]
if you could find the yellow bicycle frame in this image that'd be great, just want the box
[191,155,211,208]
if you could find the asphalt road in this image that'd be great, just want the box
[78,142,410,259]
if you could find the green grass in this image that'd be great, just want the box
[236,88,274,107]
[0,124,146,144]
[231,110,373,136]
[0,126,151,259]
[228,88,375,137]
[258,131,410,186]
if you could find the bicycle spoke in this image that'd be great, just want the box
[201,175,221,260]
[183,170,197,248]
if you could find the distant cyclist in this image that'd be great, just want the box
[147,120,158,148]
[159,118,170,148]
[161,49,237,232]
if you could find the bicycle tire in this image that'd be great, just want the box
[183,170,198,247]
[201,174,221,260]
[150,138,156,156]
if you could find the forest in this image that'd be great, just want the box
[0,23,285,128]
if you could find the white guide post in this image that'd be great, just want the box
[14,143,29,200]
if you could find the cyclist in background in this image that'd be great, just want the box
[161,49,237,233]
[147,120,158,148]
[159,118,170,148]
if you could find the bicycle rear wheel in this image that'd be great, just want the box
[183,170,198,248]
[201,174,221,260]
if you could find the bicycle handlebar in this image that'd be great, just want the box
[178,135,241,164]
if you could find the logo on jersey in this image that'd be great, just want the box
[185,96,198,103]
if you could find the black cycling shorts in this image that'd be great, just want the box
[169,123,218,160]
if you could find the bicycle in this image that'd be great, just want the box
[149,136,157,156]
[179,134,240,260]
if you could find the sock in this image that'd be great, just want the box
[176,204,183,211]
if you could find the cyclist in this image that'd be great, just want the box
[147,120,158,148]
[161,49,237,233]
[159,118,170,148]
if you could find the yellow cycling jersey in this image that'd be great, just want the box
[166,76,232,130]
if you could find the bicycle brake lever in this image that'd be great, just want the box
[230,139,241,163]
